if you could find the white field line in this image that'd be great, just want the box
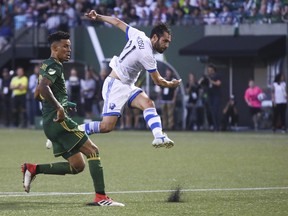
[0,187,288,198]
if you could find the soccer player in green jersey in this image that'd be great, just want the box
[21,31,124,206]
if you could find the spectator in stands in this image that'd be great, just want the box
[199,64,222,131]
[190,7,204,25]
[232,5,247,23]
[221,95,239,131]
[185,72,201,130]
[13,5,27,30]
[202,6,217,25]
[160,68,179,130]
[44,4,68,34]
[218,4,233,24]
[126,7,140,26]
[273,0,283,13]
[81,68,96,119]
[135,0,150,21]
[63,1,79,27]
[28,64,41,127]
[271,73,287,133]
[0,17,13,52]
[10,67,28,128]
[0,68,12,127]
[206,64,222,131]
[181,0,194,24]
[66,68,83,116]
[270,3,282,23]
[244,79,263,131]
[257,2,270,23]
[281,4,288,22]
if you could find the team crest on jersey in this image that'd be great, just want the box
[109,103,116,110]
[48,68,56,75]
[41,64,47,71]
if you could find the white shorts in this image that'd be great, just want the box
[102,76,143,117]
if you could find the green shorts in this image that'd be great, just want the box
[43,112,88,159]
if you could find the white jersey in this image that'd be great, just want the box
[109,26,157,85]
[273,82,287,104]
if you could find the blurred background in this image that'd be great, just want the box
[0,0,287,132]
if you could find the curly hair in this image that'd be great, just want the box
[47,31,70,45]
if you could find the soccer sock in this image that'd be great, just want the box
[81,121,101,135]
[36,162,78,175]
[87,153,106,195]
[143,108,163,138]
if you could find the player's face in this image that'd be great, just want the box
[153,32,171,53]
[54,39,71,62]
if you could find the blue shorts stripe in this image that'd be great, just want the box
[128,90,143,108]
[102,112,121,117]
[103,78,115,114]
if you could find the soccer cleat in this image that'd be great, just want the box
[152,133,174,148]
[86,194,125,206]
[21,163,37,193]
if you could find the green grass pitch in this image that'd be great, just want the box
[0,129,288,216]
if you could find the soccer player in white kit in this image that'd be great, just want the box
[82,10,182,148]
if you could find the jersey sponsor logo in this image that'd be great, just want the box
[137,36,144,49]
[48,68,56,75]
[109,103,116,110]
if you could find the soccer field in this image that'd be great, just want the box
[0,129,287,216]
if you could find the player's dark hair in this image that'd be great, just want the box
[48,31,70,45]
[150,22,171,39]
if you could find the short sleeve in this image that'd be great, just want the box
[139,54,157,73]
[42,64,60,84]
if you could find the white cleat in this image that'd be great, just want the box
[21,163,37,193]
[152,133,174,148]
[86,194,125,206]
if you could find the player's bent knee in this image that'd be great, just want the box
[69,162,85,174]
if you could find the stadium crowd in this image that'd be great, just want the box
[1,0,288,38]
[1,0,288,51]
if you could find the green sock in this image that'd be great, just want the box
[36,162,78,175]
[87,153,106,195]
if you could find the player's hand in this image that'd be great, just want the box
[54,106,65,123]
[170,79,182,88]
[68,107,77,112]
[85,10,98,20]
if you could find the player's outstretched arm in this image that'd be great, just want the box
[85,10,128,33]
[150,71,182,88]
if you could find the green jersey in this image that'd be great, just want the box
[39,57,68,118]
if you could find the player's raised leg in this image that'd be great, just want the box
[131,92,174,148]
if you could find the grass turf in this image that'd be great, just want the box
[0,129,287,215]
